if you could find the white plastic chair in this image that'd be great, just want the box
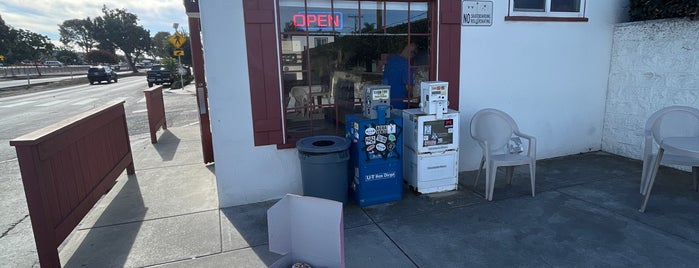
[470,108,536,201]
[639,106,699,212]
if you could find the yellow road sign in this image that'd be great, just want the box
[0,55,4,61]
[173,49,185,56]
[168,32,187,48]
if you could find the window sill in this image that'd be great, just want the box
[505,16,589,22]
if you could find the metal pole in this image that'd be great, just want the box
[178,55,184,89]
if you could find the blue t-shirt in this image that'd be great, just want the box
[382,55,413,109]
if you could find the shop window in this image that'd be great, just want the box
[278,0,433,143]
[243,0,460,147]
[507,0,588,21]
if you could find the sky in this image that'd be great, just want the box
[0,0,189,47]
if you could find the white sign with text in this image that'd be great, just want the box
[462,1,493,26]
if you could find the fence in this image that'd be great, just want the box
[144,85,168,143]
[9,100,134,267]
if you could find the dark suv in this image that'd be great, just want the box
[87,66,118,84]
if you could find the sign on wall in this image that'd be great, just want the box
[462,1,493,26]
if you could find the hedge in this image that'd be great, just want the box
[629,0,699,21]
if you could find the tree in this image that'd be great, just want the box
[85,49,118,65]
[151,31,170,59]
[55,49,81,65]
[11,29,54,62]
[0,15,10,62]
[91,6,151,72]
[0,15,54,66]
[58,18,95,53]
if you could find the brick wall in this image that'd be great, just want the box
[602,18,699,163]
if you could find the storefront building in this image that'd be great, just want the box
[197,0,628,207]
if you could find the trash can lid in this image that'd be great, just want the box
[297,135,351,153]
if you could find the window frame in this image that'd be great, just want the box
[276,0,437,146]
[506,0,588,22]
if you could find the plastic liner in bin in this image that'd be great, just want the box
[297,135,351,203]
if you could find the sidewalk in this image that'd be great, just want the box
[56,125,699,267]
[58,124,234,267]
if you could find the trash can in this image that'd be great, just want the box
[297,135,351,203]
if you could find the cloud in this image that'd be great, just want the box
[0,0,188,42]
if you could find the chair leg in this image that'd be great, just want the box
[506,166,514,185]
[474,156,485,187]
[530,162,536,197]
[640,155,652,195]
[693,166,698,192]
[487,164,497,201]
[484,163,491,200]
[640,149,664,213]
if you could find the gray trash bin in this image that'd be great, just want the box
[297,135,351,203]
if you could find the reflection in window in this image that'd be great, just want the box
[279,0,432,141]
[513,0,545,12]
[550,0,580,12]
[513,0,583,13]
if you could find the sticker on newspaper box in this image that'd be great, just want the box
[387,141,396,151]
[366,144,375,152]
[375,124,397,134]
[365,136,376,145]
[365,127,376,136]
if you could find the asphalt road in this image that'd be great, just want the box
[0,76,200,267]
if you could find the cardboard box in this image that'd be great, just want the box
[267,194,345,268]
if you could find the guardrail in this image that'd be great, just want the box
[144,85,168,143]
[9,100,135,267]
[0,65,133,79]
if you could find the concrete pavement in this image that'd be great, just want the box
[53,122,699,267]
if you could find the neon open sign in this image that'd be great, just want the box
[293,11,343,31]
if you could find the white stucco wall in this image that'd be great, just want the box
[602,18,699,161]
[457,1,628,170]
[200,1,302,207]
[200,1,629,207]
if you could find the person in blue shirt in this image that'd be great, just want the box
[382,42,417,109]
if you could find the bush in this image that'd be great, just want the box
[629,0,699,21]
[170,75,194,89]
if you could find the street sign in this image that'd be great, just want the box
[0,55,4,61]
[168,32,187,48]
[173,49,185,56]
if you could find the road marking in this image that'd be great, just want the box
[0,101,37,108]
[132,109,147,114]
[137,97,146,103]
[36,100,67,107]
[72,98,97,105]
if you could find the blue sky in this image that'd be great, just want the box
[0,0,189,47]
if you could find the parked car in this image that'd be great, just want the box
[44,60,64,67]
[146,65,172,87]
[87,66,118,84]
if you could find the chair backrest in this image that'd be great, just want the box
[470,108,519,153]
[646,106,699,145]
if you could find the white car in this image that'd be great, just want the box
[44,61,64,67]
